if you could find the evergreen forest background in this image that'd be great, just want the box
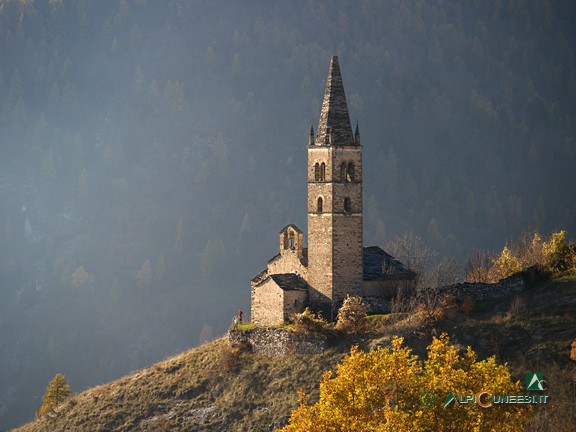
[1,0,575,428]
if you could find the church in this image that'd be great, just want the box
[251,57,415,326]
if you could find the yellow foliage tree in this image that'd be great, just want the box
[542,230,570,271]
[279,334,530,432]
[37,373,73,418]
[491,246,523,281]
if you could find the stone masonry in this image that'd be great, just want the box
[228,328,327,356]
[250,57,415,325]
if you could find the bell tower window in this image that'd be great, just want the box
[314,163,320,181]
[317,197,323,213]
[344,197,351,212]
[347,162,355,181]
[320,162,326,181]
[340,162,347,182]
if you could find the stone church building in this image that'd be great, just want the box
[251,57,415,326]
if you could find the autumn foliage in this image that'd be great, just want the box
[336,295,369,334]
[279,334,530,432]
[37,373,73,418]
[466,230,576,282]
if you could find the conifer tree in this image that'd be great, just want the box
[37,373,73,418]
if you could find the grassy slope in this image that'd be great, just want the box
[15,278,576,432]
[14,339,344,432]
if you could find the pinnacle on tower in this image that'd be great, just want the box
[309,124,315,146]
[355,121,361,146]
[316,56,354,146]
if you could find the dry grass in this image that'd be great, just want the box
[523,364,576,432]
[508,296,531,319]
[14,278,576,431]
[14,339,345,432]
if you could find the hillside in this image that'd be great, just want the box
[2,0,576,428]
[14,276,576,432]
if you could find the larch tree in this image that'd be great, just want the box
[37,373,73,418]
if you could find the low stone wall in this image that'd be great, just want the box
[363,296,392,314]
[228,328,326,356]
[439,272,526,301]
[365,271,533,313]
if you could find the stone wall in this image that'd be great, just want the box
[439,272,526,301]
[363,279,414,299]
[228,328,327,356]
[331,213,363,304]
[251,279,286,326]
[251,278,308,326]
[364,272,530,314]
[283,289,308,321]
[267,252,307,279]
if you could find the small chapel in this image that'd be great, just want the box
[251,56,415,325]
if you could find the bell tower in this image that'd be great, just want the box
[307,56,363,317]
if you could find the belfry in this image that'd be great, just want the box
[307,56,364,313]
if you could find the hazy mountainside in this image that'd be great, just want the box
[14,278,576,432]
[1,0,576,428]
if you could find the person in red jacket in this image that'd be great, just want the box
[238,310,243,324]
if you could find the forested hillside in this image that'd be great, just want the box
[1,0,575,428]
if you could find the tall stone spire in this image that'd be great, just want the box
[316,56,354,147]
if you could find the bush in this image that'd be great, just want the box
[439,294,458,320]
[460,297,476,316]
[492,246,523,281]
[336,295,368,334]
[507,296,530,320]
[467,230,576,282]
[220,345,241,373]
[290,307,328,334]
[279,334,531,431]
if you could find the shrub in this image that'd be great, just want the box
[336,295,368,334]
[279,334,530,431]
[507,296,530,320]
[439,294,458,319]
[220,345,240,373]
[290,307,328,334]
[468,230,576,282]
[492,246,523,280]
[460,296,476,316]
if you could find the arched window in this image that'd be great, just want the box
[347,162,355,181]
[317,197,323,213]
[314,163,320,181]
[340,162,347,182]
[344,197,351,212]
[288,231,295,249]
[320,162,326,181]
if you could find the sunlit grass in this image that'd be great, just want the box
[553,270,576,282]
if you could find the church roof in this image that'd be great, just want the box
[363,246,416,281]
[268,273,309,291]
[315,56,355,147]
